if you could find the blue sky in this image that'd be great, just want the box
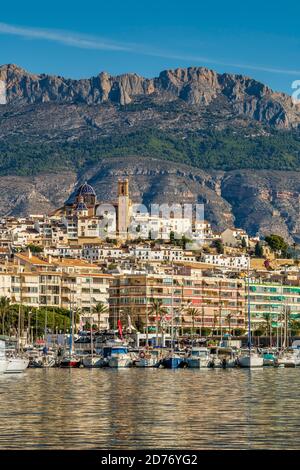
[1,0,300,94]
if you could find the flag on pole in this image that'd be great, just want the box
[117,319,123,339]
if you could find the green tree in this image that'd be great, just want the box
[26,244,43,253]
[255,242,264,258]
[149,298,168,345]
[93,302,109,331]
[170,231,175,245]
[265,234,289,256]
[186,307,200,338]
[0,296,10,335]
[262,312,273,346]
[225,313,233,335]
[213,239,224,254]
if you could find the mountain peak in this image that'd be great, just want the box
[0,63,299,128]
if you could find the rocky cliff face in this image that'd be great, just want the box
[1,64,299,128]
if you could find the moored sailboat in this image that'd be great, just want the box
[238,264,263,368]
[60,305,80,368]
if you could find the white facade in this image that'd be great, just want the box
[201,253,249,270]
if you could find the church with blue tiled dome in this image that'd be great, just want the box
[51,178,132,240]
[73,182,97,215]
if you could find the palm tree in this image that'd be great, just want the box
[212,312,218,337]
[290,319,300,337]
[0,296,10,336]
[262,312,272,347]
[186,307,200,341]
[93,302,109,331]
[225,313,233,335]
[149,298,168,346]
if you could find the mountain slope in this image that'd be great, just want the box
[1,64,300,241]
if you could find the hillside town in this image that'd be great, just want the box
[0,178,298,343]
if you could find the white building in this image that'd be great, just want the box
[201,253,249,270]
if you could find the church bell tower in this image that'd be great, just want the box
[117,179,130,239]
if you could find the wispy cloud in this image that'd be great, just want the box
[0,22,131,51]
[154,51,300,76]
[0,22,300,76]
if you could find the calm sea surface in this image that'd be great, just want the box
[0,368,300,449]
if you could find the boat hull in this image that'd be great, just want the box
[82,356,102,368]
[238,355,263,368]
[135,357,159,368]
[5,357,29,373]
[108,356,131,368]
[161,357,184,369]
[60,358,81,368]
[32,356,56,368]
[186,358,209,368]
[0,358,8,373]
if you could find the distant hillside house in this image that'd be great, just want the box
[220,228,249,248]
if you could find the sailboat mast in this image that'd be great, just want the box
[69,279,73,355]
[17,262,22,354]
[145,275,149,347]
[247,260,251,353]
[171,262,174,353]
[90,276,93,359]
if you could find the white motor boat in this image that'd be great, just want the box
[5,356,29,373]
[0,340,8,373]
[186,347,210,368]
[238,351,263,368]
[0,357,8,373]
[277,349,300,367]
[216,347,238,368]
[108,347,132,368]
[135,350,161,368]
[101,341,132,368]
[0,340,28,373]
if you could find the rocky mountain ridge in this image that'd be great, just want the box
[1,64,299,129]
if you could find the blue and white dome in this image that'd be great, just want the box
[76,201,88,212]
[78,182,96,196]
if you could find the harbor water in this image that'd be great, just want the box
[0,368,300,449]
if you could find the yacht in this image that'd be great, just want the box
[238,350,264,368]
[101,341,132,368]
[0,340,8,373]
[185,347,210,368]
[214,347,238,368]
[135,349,162,368]
[60,354,81,368]
[31,352,56,368]
[160,352,184,369]
[262,349,277,366]
[1,340,29,373]
[5,355,29,373]
[277,349,300,367]
[82,353,102,368]
[239,268,264,368]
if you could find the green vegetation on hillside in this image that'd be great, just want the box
[1,128,300,175]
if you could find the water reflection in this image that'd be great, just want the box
[0,368,299,449]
